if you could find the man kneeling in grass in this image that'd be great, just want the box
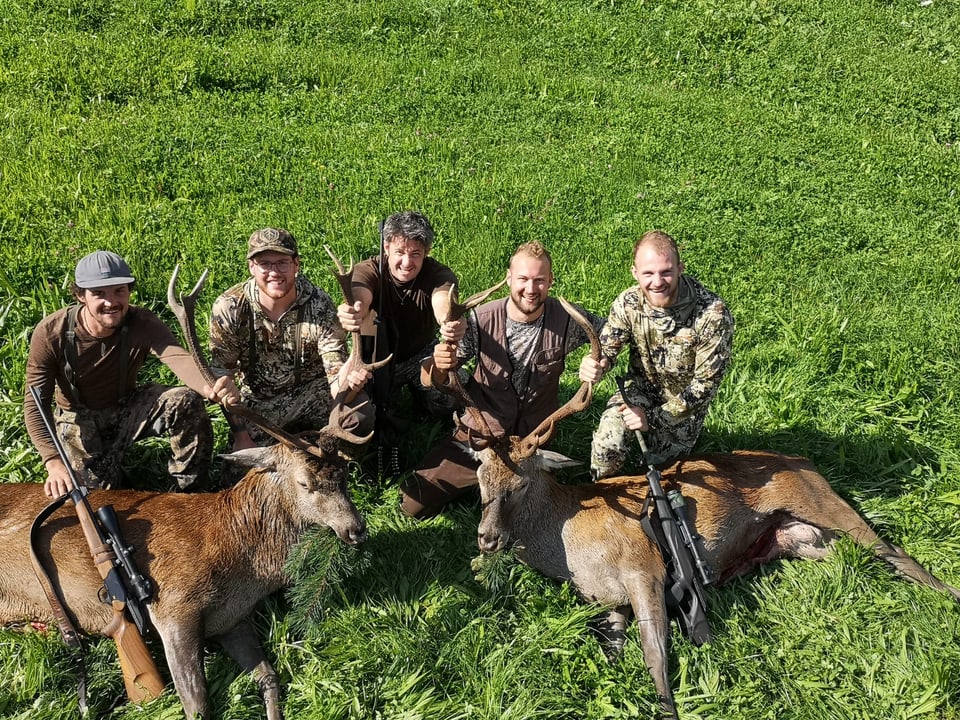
[25,250,240,496]
[579,230,734,477]
[404,240,604,518]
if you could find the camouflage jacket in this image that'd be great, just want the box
[601,275,734,430]
[209,275,346,401]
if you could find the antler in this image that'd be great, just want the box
[434,278,507,325]
[425,278,507,442]
[323,245,393,395]
[516,297,600,459]
[167,266,372,456]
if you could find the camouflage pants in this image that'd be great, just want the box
[590,392,700,478]
[239,375,375,445]
[391,349,461,419]
[54,383,212,491]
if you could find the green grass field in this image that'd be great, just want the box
[1,0,959,718]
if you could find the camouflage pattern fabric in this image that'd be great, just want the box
[209,275,347,430]
[231,374,374,445]
[591,275,734,477]
[54,383,212,490]
[392,343,460,418]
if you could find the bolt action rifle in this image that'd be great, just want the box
[614,376,712,645]
[28,385,166,706]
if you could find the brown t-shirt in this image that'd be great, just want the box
[351,256,456,363]
[24,305,210,463]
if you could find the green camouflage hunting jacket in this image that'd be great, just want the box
[601,275,734,432]
[209,275,346,403]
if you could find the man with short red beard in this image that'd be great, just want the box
[24,250,240,497]
[401,240,604,519]
[579,230,734,478]
[209,228,373,451]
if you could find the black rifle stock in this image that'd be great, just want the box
[614,376,712,645]
[28,386,165,703]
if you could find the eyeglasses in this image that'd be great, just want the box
[253,259,295,273]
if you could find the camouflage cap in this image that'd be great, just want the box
[74,250,136,288]
[246,228,298,259]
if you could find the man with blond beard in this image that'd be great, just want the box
[579,230,734,477]
[402,240,604,519]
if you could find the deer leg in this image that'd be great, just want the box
[217,620,283,720]
[781,473,960,602]
[628,575,679,720]
[155,621,209,720]
[589,605,630,661]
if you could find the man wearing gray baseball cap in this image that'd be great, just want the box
[24,250,241,496]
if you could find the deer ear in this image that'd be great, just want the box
[538,450,581,471]
[220,447,280,471]
[453,439,484,462]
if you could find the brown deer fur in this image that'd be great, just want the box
[474,445,960,719]
[0,433,366,720]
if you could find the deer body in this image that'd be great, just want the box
[476,447,960,719]
[0,440,366,720]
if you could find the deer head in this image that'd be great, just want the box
[449,297,601,553]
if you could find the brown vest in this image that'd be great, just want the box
[464,297,572,438]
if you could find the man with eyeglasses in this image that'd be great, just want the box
[209,227,373,451]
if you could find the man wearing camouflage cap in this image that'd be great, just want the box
[209,227,373,450]
[24,250,240,497]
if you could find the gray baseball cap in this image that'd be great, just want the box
[74,250,136,289]
[247,227,298,259]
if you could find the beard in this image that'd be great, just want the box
[511,290,545,317]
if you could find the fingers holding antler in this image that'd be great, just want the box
[324,245,392,382]
[424,279,508,441]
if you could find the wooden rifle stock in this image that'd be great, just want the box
[28,385,165,703]
[101,603,166,702]
[70,495,166,702]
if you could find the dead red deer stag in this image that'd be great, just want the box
[0,267,372,720]
[447,301,960,719]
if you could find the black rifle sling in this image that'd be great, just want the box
[30,495,89,715]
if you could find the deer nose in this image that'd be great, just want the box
[348,519,368,545]
[477,531,502,554]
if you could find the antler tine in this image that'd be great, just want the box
[439,278,507,324]
[321,401,376,446]
[324,244,392,378]
[227,405,330,459]
[323,244,355,302]
[517,297,598,459]
[167,265,330,459]
[559,296,602,367]
[167,265,217,388]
